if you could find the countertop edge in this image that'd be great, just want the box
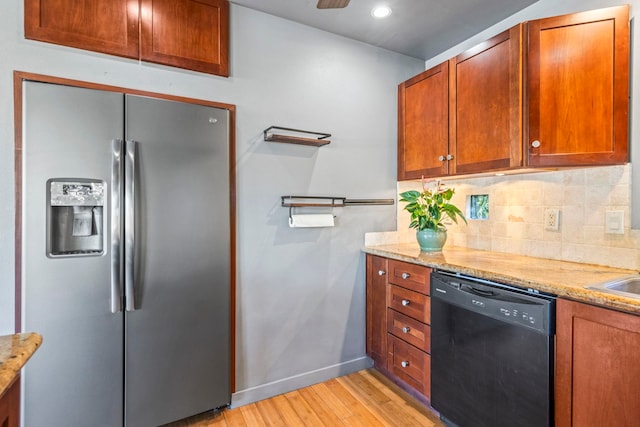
[0,332,43,398]
[363,245,640,315]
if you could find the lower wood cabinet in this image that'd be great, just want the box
[367,257,640,420]
[366,255,432,401]
[366,255,388,368]
[387,309,430,353]
[556,298,640,426]
[0,377,20,427]
[387,335,431,398]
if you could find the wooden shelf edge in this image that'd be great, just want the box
[265,134,331,147]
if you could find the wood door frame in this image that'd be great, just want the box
[13,70,237,391]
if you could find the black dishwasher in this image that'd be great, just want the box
[430,270,555,427]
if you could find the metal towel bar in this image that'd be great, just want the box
[281,195,394,208]
[282,196,394,221]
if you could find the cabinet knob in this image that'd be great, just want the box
[378,270,386,276]
[401,299,411,306]
[531,140,541,148]
[446,154,454,160]
[402,326,411,334]
[401,361,410,368]
[438,155,445,161]
[401,272,411,279]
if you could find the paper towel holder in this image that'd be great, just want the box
[281,195,395,220]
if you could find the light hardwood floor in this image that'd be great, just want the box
[167,369,444,426]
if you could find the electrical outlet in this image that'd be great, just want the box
[544,208,560,231]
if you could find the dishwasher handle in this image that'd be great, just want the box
[460,284,497,298]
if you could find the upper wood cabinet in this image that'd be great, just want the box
[140,0,229,76]
[526,5,629,167]
[24,0,139,58]
[398,62,449,180]
[556,299,640,426]
[398,25,522,180]
[398,6,630,179]
[25,0,229,77]
[450,25,523,175]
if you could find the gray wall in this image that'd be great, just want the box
[0,2,423,404]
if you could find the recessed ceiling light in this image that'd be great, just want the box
[371,6,392,18]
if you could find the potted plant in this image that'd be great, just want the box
[399,179,467,252]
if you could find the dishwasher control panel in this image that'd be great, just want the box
[431,271,555,335]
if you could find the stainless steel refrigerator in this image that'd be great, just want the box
[20,81,231,426]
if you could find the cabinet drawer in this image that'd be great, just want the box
[387,335,431,398]
[388,285,430,324]
[388,260,430,294]
[387,309,430,353]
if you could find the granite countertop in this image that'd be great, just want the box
[0,332,42,398]
[364,243,640,314]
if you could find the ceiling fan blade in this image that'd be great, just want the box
[317,0,350,9]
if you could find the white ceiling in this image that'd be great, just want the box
[230,0,539,60]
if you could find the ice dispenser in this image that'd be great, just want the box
[48,179,105,256]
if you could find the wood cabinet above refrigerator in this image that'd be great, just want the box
[24,0,229,77]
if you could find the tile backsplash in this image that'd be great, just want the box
[389,165,640,270]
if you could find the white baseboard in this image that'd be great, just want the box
[230,356,373,408]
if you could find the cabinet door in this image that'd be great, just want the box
[387,335,431,399]
[398,62,449,180]
[556,299,640,426]
[366,255,388,367]
[140,0,229,76]
[450,25,522,175]
[24,0,139,58]
[527,6,629,167]
[0,378,20,427]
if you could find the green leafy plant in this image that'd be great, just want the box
[399,180,467,231]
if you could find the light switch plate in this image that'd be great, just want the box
[605,210,625,234]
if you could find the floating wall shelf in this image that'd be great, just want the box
[264,126,331,147]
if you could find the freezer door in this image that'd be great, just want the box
[21,81,125,426]
[123,95,231,426]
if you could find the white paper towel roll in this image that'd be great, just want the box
[288,214,335,228]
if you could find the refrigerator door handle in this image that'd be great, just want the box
[124,140,136,311]
[111,139,123,313]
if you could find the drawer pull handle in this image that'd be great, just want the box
[402,326,410,334]
[378,270,386,276]
[401,361,410,368]
[401,272,411,279]
[401,299,411,306]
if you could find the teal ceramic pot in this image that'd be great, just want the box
[416,229,447,252]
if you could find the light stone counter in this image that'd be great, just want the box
[364,243,640,314]
[0,333,42,398]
